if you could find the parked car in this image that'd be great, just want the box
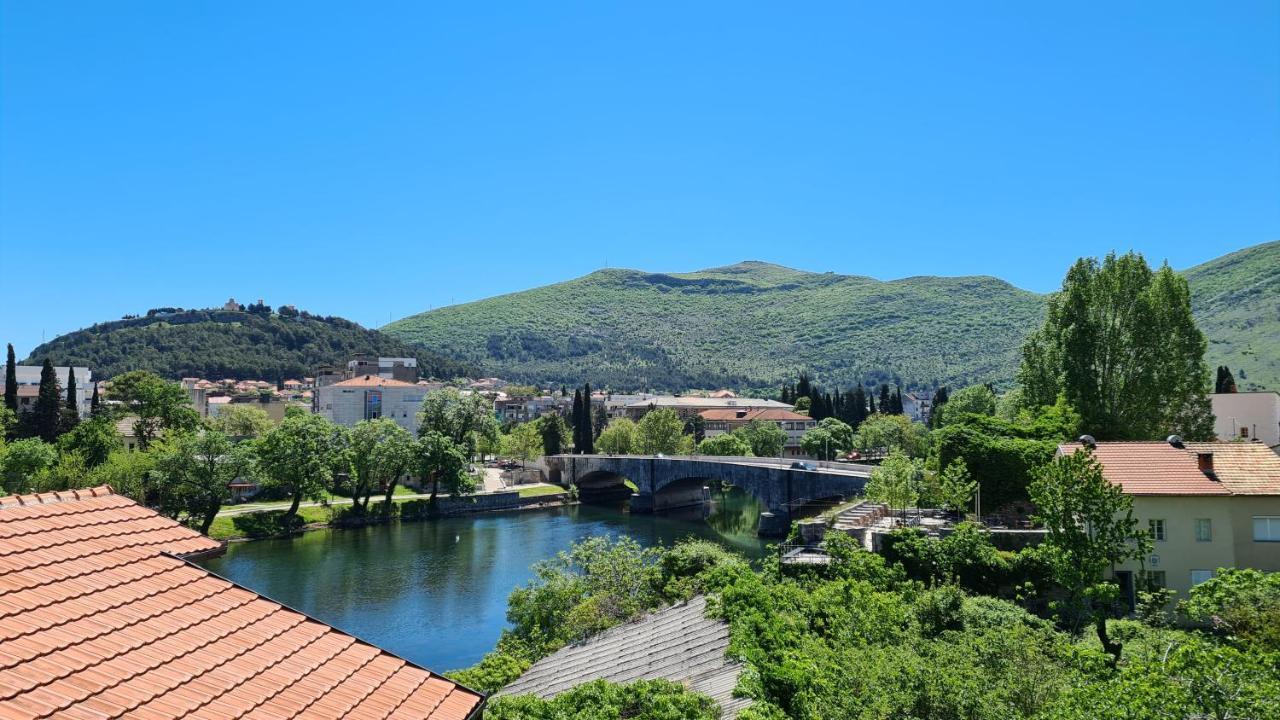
[790,461,817,471]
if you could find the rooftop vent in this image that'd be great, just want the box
[1166,435,1184,448]
[1078,434,1096,448]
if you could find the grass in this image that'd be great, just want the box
[517,485,566,498]
[207,504,333,541]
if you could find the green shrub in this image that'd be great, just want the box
[229,510,305,539]
[486,679,720,720]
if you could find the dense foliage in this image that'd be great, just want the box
[477,534,1280,720]
[24,307,472,380]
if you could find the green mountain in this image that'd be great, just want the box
[384,262,1047,391]
[25,307,474,381]
[1185,240,1280,392]
[384,243,1279,392]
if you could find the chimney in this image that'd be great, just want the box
[1197,452,1214,474]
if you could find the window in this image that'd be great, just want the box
[1195,518,1212,542]
[1149,519,1166,542]
[1254,516,1280,542]
[1240,426,1250,439]
[1190,570,1214,586]
[1147,571,1166,589]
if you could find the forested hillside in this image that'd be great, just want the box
[24,308,473,381]
[385,243,1279,392]
[384,262,1047,391]
[1185,240,1279,391]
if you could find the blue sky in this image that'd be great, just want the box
[2,2,1277,358]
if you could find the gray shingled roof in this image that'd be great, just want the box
[495,596,751,718]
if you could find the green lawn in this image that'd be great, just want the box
[518,485,566,498]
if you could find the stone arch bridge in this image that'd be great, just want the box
[546,455,873,536]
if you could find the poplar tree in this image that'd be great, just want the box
[1018,252,1214,440]
[4,344,16,412]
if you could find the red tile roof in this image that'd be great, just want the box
[698,408,813,423]
[0,486,483,720]
[331,376,419,389]
[1185,442,1280,495]
[1058,442,1231,496]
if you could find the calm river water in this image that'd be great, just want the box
[199,491,766,672]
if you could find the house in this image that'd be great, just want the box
[624,396,792,421]
[1057,438,1280,605]
[699,407,817,457]
[1211,391,1280,449]
[12,364,93,418]
[0,486,482,718]
[902,390,935,424]
[316,375,426,433]
[496,596,750,718]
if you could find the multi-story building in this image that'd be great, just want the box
[1211,391,1280,449]
[902,391,935,424]
[1057,438,1280,606]
[624,396,792,421]
[699,408,818,457]
[12,365,93,418]
[315,375,426,433]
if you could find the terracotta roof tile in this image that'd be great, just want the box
[1057,441,1280,496]
[0,486,482,719]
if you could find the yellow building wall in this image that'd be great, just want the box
[1117,496,1235,603]
[1228,496,1280,572]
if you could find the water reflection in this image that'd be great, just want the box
[199,493,768,672]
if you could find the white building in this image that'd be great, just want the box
[1211,392,1280,449]
[315,375,425,433]
[902,391,935,424]
[13,365,93,418]
[699,407,817,457]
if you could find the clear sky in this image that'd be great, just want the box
[2,2,1277,358]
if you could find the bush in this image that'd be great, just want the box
[1180,568,1280,650]
[486,679,720,720]
[230,510,305,539]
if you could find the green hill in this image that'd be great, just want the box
[25,307,473,381]
[1185,240,1280,391]
[384,244,1279,392]
[383,262,1047,391]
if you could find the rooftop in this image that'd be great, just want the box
[496,596,749,718]
[625,396,790,410]
[699,408,813,422]
[0,486,483,719]
[1057,440,1280,496]
[330,375,420,389]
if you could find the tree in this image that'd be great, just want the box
[417,387,498,460]
[596,418,638,455]
[800,427,838,460]
[0,406,15,439]
[1018,252,1215,441]
[539,414,570,456]
[937,459,977,515]
[3,344,15,413]
[0,438,56,494]
[934,385,996,427]
[852,413,929,458]
[1214,366,1238,394]
[818,417,853,453]
[90,383,101,415]
[865,450,923,518]
[636,409,684,455]
[504,421,543,467]
[793,396,812,415]
[415,430,474,504]
[689,414,706,445]
[65,367,78,414]
[107,370,200,450]
[697,432,752,456]
[84,448,156,504]
[580,384,595,454]
[56,415,120,467]
[571,390,584,453]
[253,411,343,520]
[928,386,949,428]
[346,418,415,511]
[153,430,249,534]
[735,419,787,458]
[209,404,273,438]
[1030,447,1151,666]
[32,359,63,442]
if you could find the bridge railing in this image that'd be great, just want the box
[552,454,874,474]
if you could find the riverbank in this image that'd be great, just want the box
[209,484,572,541]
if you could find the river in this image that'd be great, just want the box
[199,490,766,672]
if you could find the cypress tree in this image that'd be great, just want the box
[65,367,78,413]
[930,386,949,428]
[571,389,584,453]
[1215,366,1238,394]
[878,384,892,414]
[867,389,876,415]
[33,359,62,442]
[91,382,101,414]
[3,344,15,412]
[893,386,904,414]
[582,383,595,453]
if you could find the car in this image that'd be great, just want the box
[790,461,817,471]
